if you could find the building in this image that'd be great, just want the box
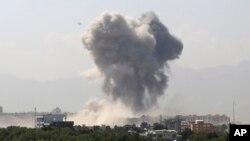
[51,107,62,114]
[163,115,185,131]
[36,113,66,128]
[126,115,158,125]
[0,106,2,113]
[50,121,74,128]
[181,120,215,133]
[181,121,189,131]
[184,114,230,125]
[146,129,178,140]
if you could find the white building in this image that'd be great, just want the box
[146,129,178,140]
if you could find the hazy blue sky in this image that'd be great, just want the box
[1,0,250,80]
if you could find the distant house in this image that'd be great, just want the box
[184,114,230,125]
[146,129,178,140]
[36,113,66,128]
[181,120,215,133]
[50,121,74,128]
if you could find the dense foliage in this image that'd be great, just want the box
[0,126,229,141]
[180,128,229,141]
[0,126,149,141]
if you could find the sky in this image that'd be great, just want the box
[1,0,250,80]
[1,0,250,123]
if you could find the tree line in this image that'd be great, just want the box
[0,124,229,141]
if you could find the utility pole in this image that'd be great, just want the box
[34,107,37,128]
[233,101,235,124]
[34,107,37,141]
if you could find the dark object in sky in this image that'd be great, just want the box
[77,22,82,26]
[82,12,183,112]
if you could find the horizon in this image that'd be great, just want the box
[1,0,250,126]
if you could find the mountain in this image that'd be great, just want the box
[1,61,250,123]
[160,61,250,124]
[0,75,102,113]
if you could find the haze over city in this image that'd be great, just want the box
[1,0,250,125]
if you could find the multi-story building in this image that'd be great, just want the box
[181,120,214,133]
[163,115,186,131]
[184,114,230,125]
[181,121,189,130]
[36,113,66,128]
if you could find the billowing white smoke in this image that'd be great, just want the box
[0,114,34,128]
[70,99,133,126]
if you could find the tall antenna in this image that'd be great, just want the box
[233,101,235,124]
[34,107,37,128]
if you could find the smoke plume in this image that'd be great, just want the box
[69,99,133,126]
[0,114,34,128]
[82,12,183,112]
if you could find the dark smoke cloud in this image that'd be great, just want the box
[82,12,183,112]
